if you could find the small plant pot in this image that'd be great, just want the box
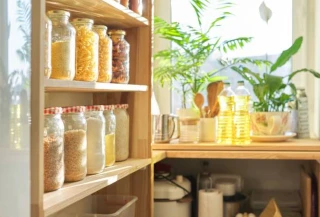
[251,112,290,136]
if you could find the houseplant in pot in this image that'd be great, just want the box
[228,36,320,136]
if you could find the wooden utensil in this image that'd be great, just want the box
[194,93,205,118]
[207,81,224,117]
[204,106,210,118]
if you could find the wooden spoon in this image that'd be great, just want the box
[194,93,205,118]
[207,81,224,117]
[204,106,210,118]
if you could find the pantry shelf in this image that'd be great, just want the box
[152,139,320,160]
[46,0,148,28]
[44,79,148,92]
[43,158,151,216]
[152,151,166,164]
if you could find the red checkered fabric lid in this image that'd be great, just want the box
[62,106,86,114]
[44,107,63,115]
[115,104,129,109]
[85,105,104,111]
[103,105,115,111]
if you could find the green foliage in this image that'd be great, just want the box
[229,36,320,112]
[153,0,252,108]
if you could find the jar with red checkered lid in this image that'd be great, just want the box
[84,105,106,174]
[61,106,87,182]
[44,107,64,192]
[103,105,116,166]
[114,104,129,161]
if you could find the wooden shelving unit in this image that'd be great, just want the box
[45,79,148,92]
[43,158,151,216]
[152,151,166,164]
[152,139,320,160]
[46,0,148,28]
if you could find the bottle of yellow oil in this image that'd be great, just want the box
[217,82,235,145]
[234,81,251,145]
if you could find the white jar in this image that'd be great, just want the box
[114,104,129,161]
[85,105,106,174]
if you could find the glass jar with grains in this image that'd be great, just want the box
[109,30,130,84]
[61,106,87,182]
[44,107,64,192]
[114,104,129,161]
[85,105,106,174]
[47,10,76,80]
[92,25,112,83]
[44,15,52,78]
[103,105,116,167]
[72,18,99,82]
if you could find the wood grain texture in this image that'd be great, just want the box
[46,0,148,28]
[152,139,320,151]
[43,158,151,216]
[165,150,320,160]
[311,161,320,217]
[45,79,148,92]
[152,151,166,164]
[300,166,312,217]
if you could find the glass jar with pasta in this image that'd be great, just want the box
[93,25,112,83]
[72,18,99,82]
[109,30,130,84]
[47,10,76,80]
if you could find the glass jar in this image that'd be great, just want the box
[44,15,52,78]
[93,25,112,83]
[177,108,200,143]
[72,18,99,82]
[103,105,116,166]
[85,105,106,174]
[47,10,76,80]
[120,0,129,7]
[61,106,87,182]
[114,104,129,161]
[109,30,130,84]
[44,107,64,192]
[130,0,142,15]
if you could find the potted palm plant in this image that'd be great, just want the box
[228,36,320,135]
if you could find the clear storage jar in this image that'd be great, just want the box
[61,106,87,182]
[114,104,129,161]
[44,15,52,78]
[103,105,116,166]
[47,10,76,80]
[85,105,106,174]
[44,107,64,192]
[93,25,112,83]
[72,18,99,82]
[109,30,130,84]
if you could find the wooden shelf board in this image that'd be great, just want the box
[45,79,148,92]
[43,158,151,216]
[46,0,148,28]
[152,151,166,164]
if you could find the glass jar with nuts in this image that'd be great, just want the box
[93,25,112,83]
[109,30,130,84]
[44,107,64,192]
[61,106,87,182]
[72,18,99,82]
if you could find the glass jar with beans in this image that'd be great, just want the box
[61,106,87,182]
[109,30,130,84]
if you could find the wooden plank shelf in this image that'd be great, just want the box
[45,79,148,92]
[152,151,166,164]
[46,0,148,28]
[152,139,320,160]
[43,158,151,216]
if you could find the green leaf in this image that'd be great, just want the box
[218,37,252,53]
[231,66,262,84]
[253,83,268,103]
[288,68,320,81]
[263,73,283,96]
[270,36,303,73]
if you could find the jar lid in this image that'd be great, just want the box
[93,25,108,31]
[47,10,70,18]
[103,105,115,111]
[115,104,129,109]
[108,29,126,35]
[44,107,63,115]
[72,18,94,24]
[62,106,86,114]
[85,105,104,111]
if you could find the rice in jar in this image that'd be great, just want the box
[44,107,64,192]
[47,10,76,80]
[85,105,106,174]
[72,18,99,82]
[114,104,129,161]
[61,106,87,182]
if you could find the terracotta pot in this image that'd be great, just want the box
[251,112,290,136]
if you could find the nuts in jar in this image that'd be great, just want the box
[109,29,130,84]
